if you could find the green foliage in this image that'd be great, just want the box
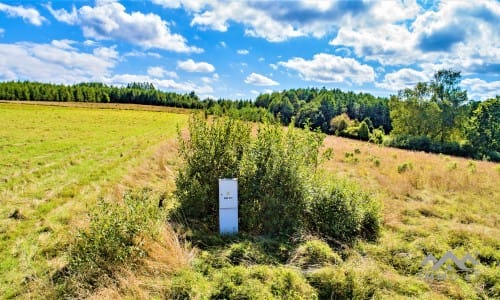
[289,239,342,268]
[397,162,413,173]
[176,115,325,237]
[308,180,381,242]
[329,113,352,135]
[467,97,500,160]
[358,121,370,141]
[59,189,165,296]
[176,115,380,241]
[0,81,203,108]
[369,127,385,145]
[238,122,323,236]
[168,265,318,299]
[175,115,251,231]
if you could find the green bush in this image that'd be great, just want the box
[176,115,380,241]
[238,122,322,236]
[59,189,165,296]
[358,121,370,141]
[308,180,381,243]
[289,239,342,268]
[175,115,251,231]
[176,115,323,237]
[397,162,413,173]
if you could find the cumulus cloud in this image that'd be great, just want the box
[0,41,117,83]
[244,73,279,86]
[177,59,215,73]
[375,68,430,91]
[278,53,375,85]
[330,0,500,73]
[461,78,500,100]
[0,3,46,26]
[0,28,4,37]
[237,49,249,55]
[46,0,202,53]
[147,66,178,78]
[152,0,421,42]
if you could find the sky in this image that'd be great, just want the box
[0,0,498,100]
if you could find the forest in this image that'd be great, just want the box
[0,69,498,161]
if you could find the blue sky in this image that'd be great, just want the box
[0,0,498,100]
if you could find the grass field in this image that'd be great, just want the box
[1,102,498,299]
[0,102,187,298]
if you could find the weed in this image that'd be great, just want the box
[397,161,413,173]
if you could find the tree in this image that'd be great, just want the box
[429,69,468,142]
[468,97,500,158]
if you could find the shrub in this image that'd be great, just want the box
[369,127,385,145]
[59,189,165,297]
[289,239,342,268]
[358,121,370,141]
[308,180,381,243]
[238,123,322,236]
[330,113,352,135]
[175,115,251,231]
[176,115,380,242]
[397,162,413,173]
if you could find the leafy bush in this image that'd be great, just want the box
[308,180,381,243]
[238,122,323,236]
[59,189,165,297]
[175,115,251,231]
[176,115,380,241]
[358,121,370,141]
[369,127,385,145]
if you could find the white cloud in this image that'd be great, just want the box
[0,3,46,26]
[244,72,279,86]
[237,49,249,55]
[375,68,430,91]
[45,4,78,25]
[0,41,117,83]
[178,59,215,73]
[258,57,265,62]
[278,53,375,85]
[462,78,500,100]
[105,73,213,94]
[0,28,4,37]
[51,39,77,51]
[46,0,202,53]
[269,63,278,70]
[123,50,162,58]
[147,66,178,78]
[219,41,227,48]
[155,0,422,42]
[330,0,500,73]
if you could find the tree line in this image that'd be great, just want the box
[1,73,498,161]
[0,81,203,109]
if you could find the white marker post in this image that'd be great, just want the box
[219,178,238,235]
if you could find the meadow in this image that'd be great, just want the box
[0,102,188,298]
[0,102,498,299]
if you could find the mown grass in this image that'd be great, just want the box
[0,102,187,298]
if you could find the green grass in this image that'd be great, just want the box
[0,103,187,298]
[1,102,499,299]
